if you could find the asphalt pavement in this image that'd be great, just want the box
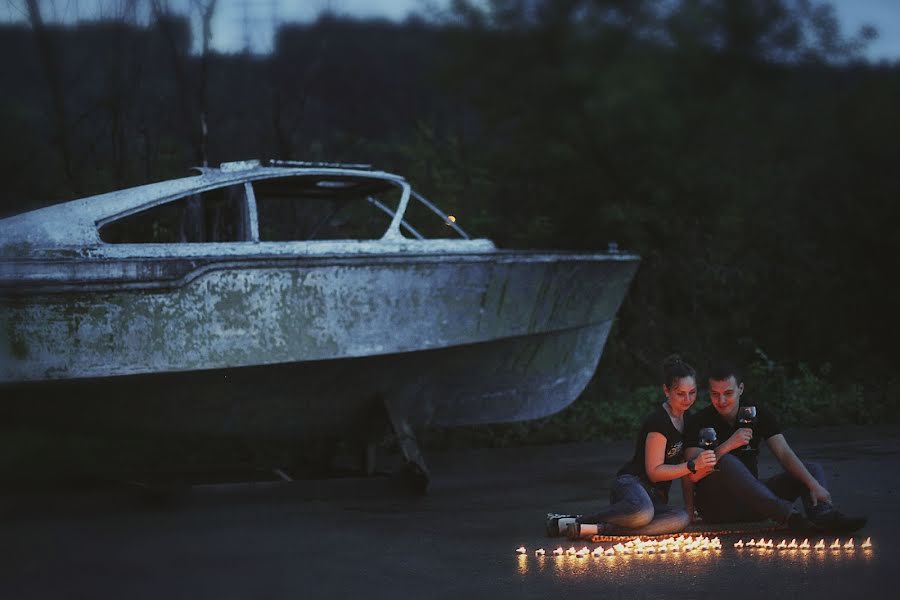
[1,425,896,599]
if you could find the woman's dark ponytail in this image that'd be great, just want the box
[662,354,696,388]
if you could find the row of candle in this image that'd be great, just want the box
[515,536,873,556]
[516,535,723,557]
[734,537,872,550]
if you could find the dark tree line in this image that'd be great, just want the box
[2,0,898,434]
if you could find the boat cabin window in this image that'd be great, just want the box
[253,176,399,241]
[99,184,249,243]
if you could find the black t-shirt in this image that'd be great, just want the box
[683,400,781,479]
[617,404,685,503]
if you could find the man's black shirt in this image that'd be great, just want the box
[684,400,781,479]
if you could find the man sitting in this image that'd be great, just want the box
[684,362,866,532]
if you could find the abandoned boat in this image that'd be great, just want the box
[0,160,639,458]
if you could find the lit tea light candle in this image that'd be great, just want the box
[843,538,854,550]
[566,547,576,556]
[613,543,626,554]
[830,539,841,550]
[604,547,615,556]
[516,546,526,555]
[799,539,810,550]
[788,539,798,549]
[553,547,564,556]
[592,547,604,557]
[861,538,872,549]
[815,539,826,550]
[747,539,756,547]
[766,539,774,549]
[777,540,787,550]
[734,540,744,548]
[535,548,546,557]
[577,547,589,556]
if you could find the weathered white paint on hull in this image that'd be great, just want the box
[1,253,637,383]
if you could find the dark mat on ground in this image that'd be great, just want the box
[588,519,785,542]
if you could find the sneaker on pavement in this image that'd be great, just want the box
[546,513,580,537]
[566,522,600,540]
[808,510,867,534]
[786,511,815,532]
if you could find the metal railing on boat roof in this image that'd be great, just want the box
[268,159,374,170]
[213,159,376,173]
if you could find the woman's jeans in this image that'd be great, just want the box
[576,474,690,535]
[695,454,831,523]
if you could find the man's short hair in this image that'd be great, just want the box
[708,360,743,384]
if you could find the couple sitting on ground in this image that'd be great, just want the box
[547,355,866,540]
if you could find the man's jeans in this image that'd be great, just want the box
[578,474,690,535]
[696,454,832,523]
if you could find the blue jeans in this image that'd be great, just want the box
[695,454,832,523]
[576,474,690,536]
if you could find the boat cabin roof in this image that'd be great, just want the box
[0,160,480,254]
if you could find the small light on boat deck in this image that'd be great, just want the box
[516,546,526,555]
[861,538,872,549]
[534,548,545,557]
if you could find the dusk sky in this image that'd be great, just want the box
[4,0,899,60]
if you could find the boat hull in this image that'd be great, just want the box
[1,251,638,435]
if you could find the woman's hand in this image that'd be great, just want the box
[694,449,718,475]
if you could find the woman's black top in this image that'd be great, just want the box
[617,403,685,503]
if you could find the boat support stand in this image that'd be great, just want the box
[365,397,430,494]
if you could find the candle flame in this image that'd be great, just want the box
[766,539,774,548]
[777,540,787,549]
[843,538,854,550]
[535,548,545,556]
[516,546,526,554]
[604,547,615,556]
[788,539,798,549]
[861,538,872,549]
[734,540,744,548]
[553,547,564,556]
[815,539,826,550]
[830,539,841,550]
[800,539,810,549]
[592,547,604,557]
[566,547,576,556]
[747,539,756,547]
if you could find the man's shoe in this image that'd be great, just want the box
[786,511,815,532]
[546,513,580,537]
[809,510,867,534]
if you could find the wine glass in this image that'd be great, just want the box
[698,427,719,471]
[736,406,757,452]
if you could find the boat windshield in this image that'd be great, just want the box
[97,172,469,244]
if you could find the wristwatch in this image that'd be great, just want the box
[686,459,697,474]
